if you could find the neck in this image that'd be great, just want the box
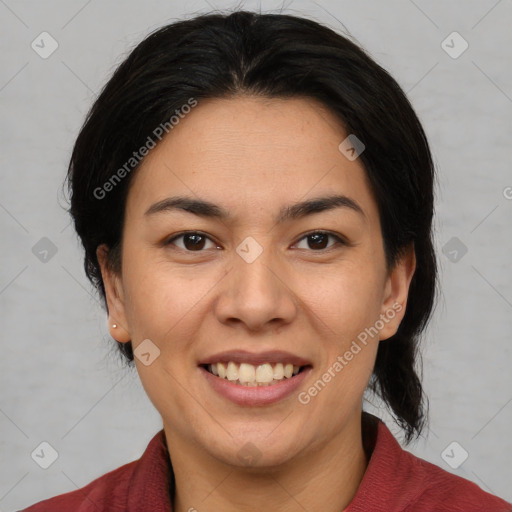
[166,413,371,512]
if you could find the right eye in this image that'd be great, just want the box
[165,231,220,252]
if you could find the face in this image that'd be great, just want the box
[98,95,415,469]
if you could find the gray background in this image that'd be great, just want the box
[1,0,511,510]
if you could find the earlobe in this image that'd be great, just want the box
[379,243,416,341]
[108,320,130,343]
[96,244,131,343]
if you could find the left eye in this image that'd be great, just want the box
[165,231,345,252]
[294,231,345,251]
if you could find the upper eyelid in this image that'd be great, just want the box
[166,230,346,249]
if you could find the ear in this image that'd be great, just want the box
[96,244,131,343]
[379,243,416,341]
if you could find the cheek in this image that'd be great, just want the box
[303,262,384,336]
[121,254,219,345]
[121,234,386,347]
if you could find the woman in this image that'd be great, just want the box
[22,9,511,512]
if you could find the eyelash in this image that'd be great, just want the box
[164,230,348,253]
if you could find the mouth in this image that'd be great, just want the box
[198,350,313,405]
[200,361,311,387]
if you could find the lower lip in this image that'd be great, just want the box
[199,366,312,406]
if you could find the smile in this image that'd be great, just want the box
[204,361,305,386]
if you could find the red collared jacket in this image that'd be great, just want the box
[21,414,512,511]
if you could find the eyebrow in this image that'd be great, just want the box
[144,194,366,223]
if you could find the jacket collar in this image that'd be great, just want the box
[127,428,174,511]
[126,412,395,511]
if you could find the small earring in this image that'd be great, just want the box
[112,324,117,329]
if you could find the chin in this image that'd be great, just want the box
[207,428,307,469]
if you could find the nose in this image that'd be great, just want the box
[213,245,298,333]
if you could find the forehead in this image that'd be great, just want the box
[126,95,380,226]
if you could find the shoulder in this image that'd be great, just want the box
[20,430,170,512]
[399,448,512,512]
[21,459,137,511]
[348,414,511,512]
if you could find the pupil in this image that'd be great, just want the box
[309,233,328,250]
[185,234,205,250]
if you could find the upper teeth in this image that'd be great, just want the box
[208,362,301,386]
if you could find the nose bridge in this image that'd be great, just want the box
[235,240,277,295]
[215,236,297,330]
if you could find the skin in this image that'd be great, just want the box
[97,95,416,512]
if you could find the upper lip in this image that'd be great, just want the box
[198,350,312,367]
